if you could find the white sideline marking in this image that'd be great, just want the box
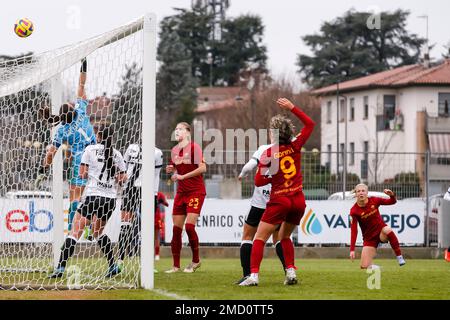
[152,288,192,300]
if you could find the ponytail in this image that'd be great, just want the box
[98,125,116,181]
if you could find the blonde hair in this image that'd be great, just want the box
[269,115,294,145]
[352,183,368,194]
[177,122,191,132]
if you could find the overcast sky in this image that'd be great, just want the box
[2,0,449,82]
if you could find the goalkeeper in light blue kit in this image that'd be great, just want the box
[36,58,96,232]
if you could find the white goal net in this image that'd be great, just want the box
[0,15,156,290]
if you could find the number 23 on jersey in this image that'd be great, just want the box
[188,198,200,209]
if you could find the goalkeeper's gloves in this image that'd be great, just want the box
[80,58,87,73]
[34,166,49,189]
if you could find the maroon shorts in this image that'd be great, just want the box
[172,192,206,216]
[261,192,306,226]
[363,224,387,248]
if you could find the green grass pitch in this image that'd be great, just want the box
[0,258,449,300]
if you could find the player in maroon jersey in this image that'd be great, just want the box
[349,183,406,269]
[239,98,316,286]
[165,122,207,273]
[155,191,168,261]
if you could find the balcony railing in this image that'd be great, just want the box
[427,116,450,133]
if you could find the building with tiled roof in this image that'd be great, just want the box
[195,86,249,130]
[312,59,450,195]
[312,60,450,95]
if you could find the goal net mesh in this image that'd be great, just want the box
[0,17,145,290]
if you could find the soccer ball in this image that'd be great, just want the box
[14,18,34,38]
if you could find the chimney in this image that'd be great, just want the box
[423,52,430,68]
[421,42,430,68]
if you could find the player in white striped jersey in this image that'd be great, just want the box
[48,125,127,279]
[235,144,286,284]
[116,145,163,270]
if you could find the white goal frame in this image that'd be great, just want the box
[141,13,157,290]
[0,13,157,291]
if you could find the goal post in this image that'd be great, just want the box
[50,74,64,269]
[141,13,157,290]
[0,14,157,290]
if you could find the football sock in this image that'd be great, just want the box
[155,240,160,256]
[387,231,402,256]
[118,223,132,261]
[67,201,78,232]
[185,223,200,263]
[98,234,114,268]
[58,236,77,269]
[240,240,253,277]
[250,239,265,274]
[275,241,286,270]
[281,238,295,269]
[171,226,183,268]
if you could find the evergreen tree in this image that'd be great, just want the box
[156,31,198,148]
[159,5,267,86]
[159,6,212,86]
[112,62,143,152]
[216,14,267,86]
[297,9,426,88]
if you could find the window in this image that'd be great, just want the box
[377,95,396,131]
[363,141,369,160]
[326,101,332,123]
[363,96,369,119]
[438,93,450,117]
[349,142,355,166]
[327,144,332,169]
[384,95,396,120]
[340,143,345,165]
[349,98,355,121]
[361,141,369,179]
[340,99,346,122]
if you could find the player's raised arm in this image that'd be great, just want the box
[77,58,87,100]
[374,189,397,206]
[277,98,315,150]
